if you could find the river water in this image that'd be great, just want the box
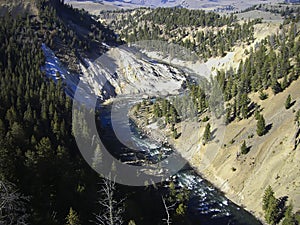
[97,103,262,225]
[41,43,263,225]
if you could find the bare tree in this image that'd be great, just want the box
[0,180,29,225]
[161,196,176,225]
[94,176,124,225]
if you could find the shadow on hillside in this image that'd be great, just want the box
[265,123,273,134]
[211,128,218,140]
[289,100,296,109]
[276,196,289,224]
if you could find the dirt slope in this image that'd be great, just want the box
[173,79,300,222]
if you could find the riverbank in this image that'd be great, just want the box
[127,103,264,222]
[128,79,300,224]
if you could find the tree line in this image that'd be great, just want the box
[100,8,261,60]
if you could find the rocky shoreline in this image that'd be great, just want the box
[127,104,266,223]
[128,106,168,144]
[127,77,300,224]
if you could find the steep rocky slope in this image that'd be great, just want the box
[171,79,300,221]
[124,18,300,223]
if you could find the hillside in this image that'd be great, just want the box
[123,6,300,223]
[170,79,300,221]
[130,77,300,221]
[1,0,300,224]
[67,0,283,12]
[0,0,39,16]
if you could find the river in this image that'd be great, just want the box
[97,103,262,225]
[41,43,262,225]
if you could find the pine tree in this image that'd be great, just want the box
[176,203,186,216]
[282,204,297,225]
[265,196,279,225]
[173,128,178,139]
[271,79,282,95]
[285,94,292,109]
[257,114,266,136]
[128,220,136,225]
[295,110,300,125]
[36,137,52,159]
[66,208,80,225]
[262,186,280,225]
[203,123,211,144]
[8,122,25,146]
[263,186,275,212]
[241,140,249,154]
[240,93,250,119]
[259,91,268,100]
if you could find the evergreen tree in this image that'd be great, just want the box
[257,114,266,136]
[259,91,268,100]
[66,208,80,225]
[7,122,25,146]
[176,203,186,216]
[265,196,279,225]
[173,128,178,139]
[263,186,275,212]
[203,123,211,143]
[295,110,300,125]
[282,204,297,225]
[128,220,136,225]
[271,79,282,95]
[36,137,52,159]
[0,3,107,224]
[92,144,103,169]
[241,140,249,154]
[285,94,292,109]
[263,186,280,225]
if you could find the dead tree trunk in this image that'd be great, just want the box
[95,176,124,225]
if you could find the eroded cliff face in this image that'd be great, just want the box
[79,46,187,100]
[42,44,187,104]
[171,78,300,222]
